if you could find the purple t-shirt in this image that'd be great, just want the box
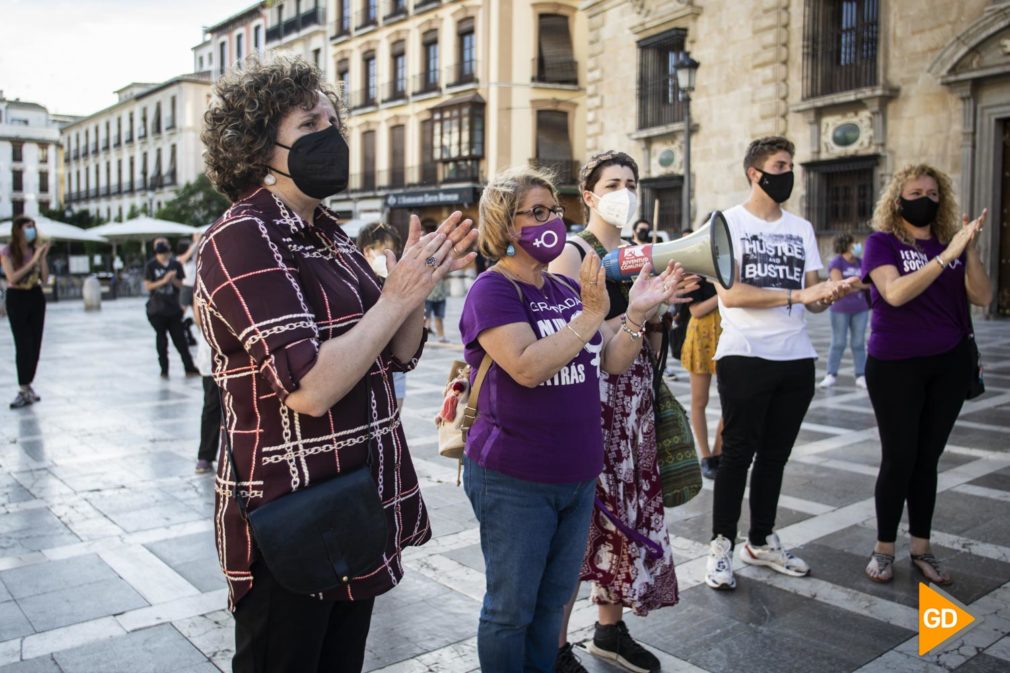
[861,231,968,360]
[828,255,869,314]
[459,271,604,484]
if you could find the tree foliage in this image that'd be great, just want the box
[154,174,230,226]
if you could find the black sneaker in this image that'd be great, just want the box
[588,621,660,673]
[9,391,33,409]
[555,643,588,673]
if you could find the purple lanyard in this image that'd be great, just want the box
[594,497,664,559]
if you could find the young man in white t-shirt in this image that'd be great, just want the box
[705,137,858,591]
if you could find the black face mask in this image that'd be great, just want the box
[755,169,795,204]
[635,228,651,240]
[154,243,171,255]
[271,125,350,199]
[898,196,939,229]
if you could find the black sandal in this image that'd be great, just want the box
[911,553,953,586]
[865,552,895,583]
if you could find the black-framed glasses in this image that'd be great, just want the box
[515,205,565,223]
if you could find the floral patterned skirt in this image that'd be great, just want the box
[579,344,679,616]
[681,310,722,375]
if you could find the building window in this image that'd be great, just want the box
[219,41,227,75]
[312,48,321,69]
[153,148,163,188]
[803,0,879,99]
[456,20,476,85]
[358,0,377,28]
[105,162,111,195]
[641,177,683,237]
[167,96,176,130]
[198,55,205,71]
[389,124,405,186]
[153,102,162,135]
[167,144,177,186]
[236,33,244,64]
[12,170,23,192]
[534,110,575,184]
[38,144,49,163]
[115,117,122,145]
[39,171,49,194]
[637,28,685,130]
[338,59,350,97]
[361,130,376,190]
[536,14,577,85]
[420,118,436,184]
[39,200,49,213]
[129,156,135,192]
[254,24,263,52]
[142,151,148,189]
[391,43,407,99]
[140,108,148,138]
[12,199,24,217]
[804,157,877,233]
[117,159,122,193]
[126,112,134,142]
[11,142,22,162]
[421,33,439,92]
[364,53,377,105]
[431,99,484,181]
[338,0,350,33]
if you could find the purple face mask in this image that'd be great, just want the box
[516,217,567,264]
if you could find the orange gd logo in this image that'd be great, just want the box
[918,583,977,656]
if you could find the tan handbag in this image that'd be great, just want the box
[436,355,492,483]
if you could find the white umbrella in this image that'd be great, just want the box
[89,216,198,240]
[0,215,108,243]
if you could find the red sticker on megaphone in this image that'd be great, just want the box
[617,245,652,275]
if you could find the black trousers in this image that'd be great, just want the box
[713,356,815,546]
[147,311,195,373]
[866,340,970,542]
[233,563,375,673]
[6,287,46,386]
[199,376,221,462]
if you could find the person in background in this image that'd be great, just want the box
[552,151,687,673]
[632,219,652,245]
[423,221,450,343]
[681,275,724,480]
[705,136,858,592]
[177,234,200,346]
[665,227,695,380]
[357,222,408,408]
[819,233,870,389]
[144,237,198,378]
[191,288,220,474]
[463,165,683,673]
[861,164,991,586]
[2,215,50,409]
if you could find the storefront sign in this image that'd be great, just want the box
[385,187,480,209]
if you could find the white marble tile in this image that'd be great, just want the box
[369,637,479,673]
[667,534,711,560]
[953,483,1010,503]
[0,637,22,666]
[853,648,947,673]
[0,551,46,572]
[404,553,485,603]
[173,610,233,672]
[402,526,480,560]
[20,615,125,660]
[985,635,1010,662]
[791,427,880,458]
[116,589,227,632]
[793,455,881,478]
[99,544,201,605]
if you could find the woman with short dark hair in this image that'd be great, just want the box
[198,58,477,673]
[1,215,50,408]
[819,232,870,389]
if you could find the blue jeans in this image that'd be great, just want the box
[463,456,595,673]
[827,309,869,377]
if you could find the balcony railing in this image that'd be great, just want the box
[376,167,407,189]
[141,175,148,190]
[138,127,147,140]
[266,24,281,42]
[126,181,134,194]
[529,158,580,185]
[637,77,685,130]
[150,173,163,190]
[165,119,176,131]
[334,15,351,37]
[533,58,578,85]
[268,6,325,42]
[101,185,110,197]
[90,142,98,154]
[350,87,379,110]
[163,169,177,187]
[124,131,133,144]
[447,61,478,88]
[101,139,110,151]
[355,8,378,30]
[414,0,439,11]
[113,136,121,148]
[412,72,440,96]
[88,188,97,198]
[349,171,377,192]
[383,0,407,21]
[152,120,162,135]
[383,80,409,104]
[72,148,80,160]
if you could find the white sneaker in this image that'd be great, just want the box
[705,535,736,590]
[855,376,867,389]
[818,374,837,388]
[739,532,810,577]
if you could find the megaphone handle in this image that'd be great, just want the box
[652,199,659,245]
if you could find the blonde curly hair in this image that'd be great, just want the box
[202,57,343,202]
[478,166,558,259]
[871,164,960,247]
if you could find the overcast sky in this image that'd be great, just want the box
[0,0,255,116]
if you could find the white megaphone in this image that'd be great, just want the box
[601,210,736,289]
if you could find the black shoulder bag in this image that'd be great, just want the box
[966,304,985,400]
[222,380,388,595]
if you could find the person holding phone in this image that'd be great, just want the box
[2,215,50,408]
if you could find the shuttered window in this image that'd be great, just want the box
[362,130,376,190]
[536,15,577,84]
[390,125,405,186]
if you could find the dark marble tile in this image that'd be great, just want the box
[0,600,35,640]
[54,624,209,673]
[958,404,1010,428]
[17,576,148,631]
[780,461,876,508]
[0,656,63,673]
[0,508,79,557]
[442,542,486,573]
[802,406,878,431]
[931,491,1010,547]
[819,440,975,472]
[1,555,119,600]
[968,466,1010,492]
[947,425,1007,453]
[954,654,1010,672]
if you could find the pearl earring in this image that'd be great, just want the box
[263,173,277,186]
[505,243,516,257]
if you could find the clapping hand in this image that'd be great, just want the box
[384,212,477,309]
[947,208,988,258]
[628,260,689,319]
[578,251,609,320]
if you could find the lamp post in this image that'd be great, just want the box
[674,51,699,233]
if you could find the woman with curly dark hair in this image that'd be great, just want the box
[2,215,50,409]
[196,58,477,673]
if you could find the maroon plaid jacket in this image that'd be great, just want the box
[196,188,431,610]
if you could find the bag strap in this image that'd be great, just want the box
[460,354,492,435]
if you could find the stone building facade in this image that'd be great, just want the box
[583,0,1010,316]
[0,96,66,221]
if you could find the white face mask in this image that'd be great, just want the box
[592,188,638,232]
[366,250,388,278]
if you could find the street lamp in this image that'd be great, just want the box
[674,51,699,233]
